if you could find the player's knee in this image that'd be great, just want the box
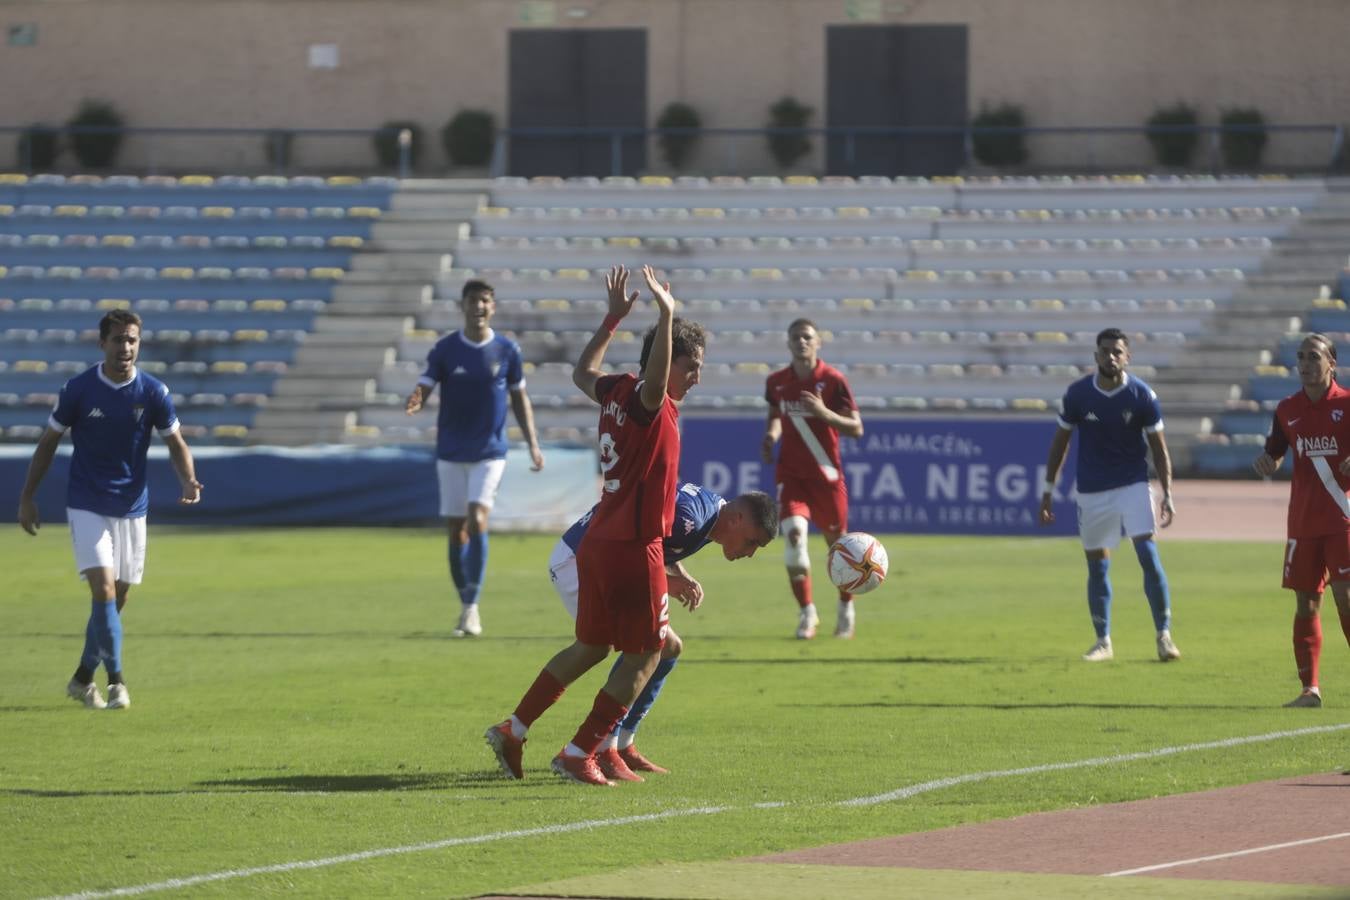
[782,516,810,569]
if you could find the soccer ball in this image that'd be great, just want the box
[827,532,889,595]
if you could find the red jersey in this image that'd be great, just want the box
[1265,380,1350,538]
[584,373,680,542]
[765,360,857,483]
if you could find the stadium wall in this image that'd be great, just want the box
[2,0,1348,173]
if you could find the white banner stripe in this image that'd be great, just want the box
[787,413,839,482]
[1105,830,1350,877]
[1309,455,1350,519]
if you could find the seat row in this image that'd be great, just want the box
[0,204,383,220]
[3,173,397,189]
[2,234,364,249]
[2,421,253,443]
[1,296,326,312]
[0,264,347,280]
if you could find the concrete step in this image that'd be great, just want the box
[251,409,357,430]
[332,283,433,305]
[293,344,395,369]
[325,299,434,317]
[373,220,469,242]
[271,377,376,400]
[310,315,410,336]
[349,251,453,274]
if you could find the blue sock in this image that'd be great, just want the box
[79,604,101,673]
[461,532,488,606]
[89,599,122,675]
[620,658,678,734]
[448,539,467,595]
[1086,556,1112,639]
[1133,539,1171,632]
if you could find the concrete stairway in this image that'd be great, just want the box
[247,180,488,445]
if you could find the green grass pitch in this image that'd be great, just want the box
[3,527,1347,898]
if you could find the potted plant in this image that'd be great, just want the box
[373,120,422,170]
[17,124,61,171]
[766,97,813,170]
[1145,102,1200,167]
[970,103,1028,167]
[441,110,496,168]
[67,100,125,169]
[655,102,702,171]
[1220,108,1267,169]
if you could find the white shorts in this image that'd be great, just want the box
[548,538,580,619]
[67,508,147,584]
[436,458,508,517]
[1076,481,1157,551]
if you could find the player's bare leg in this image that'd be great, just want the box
[822,525,855,638]
[782,516,816,638]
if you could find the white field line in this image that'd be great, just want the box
[42,722,1350,900]
[838,722,1350,807]
[1105,831,1350,877]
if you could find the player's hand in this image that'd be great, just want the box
[1037,493,1055,526]
[404,390,423,415]
[605,265,639,320]
[797,389,827,418]
[18,498,39,536]
[668,574,703,610]
[1253,453,1279,477]
[760,433,776,464]
[641,265,676,317]
[179,478,203,505]
[1159,493,1176,528]
[529,444,545,471]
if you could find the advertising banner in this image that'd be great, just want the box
[680,417,1079,536]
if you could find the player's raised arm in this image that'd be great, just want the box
[638,265,676,412]
[573,265,639,403]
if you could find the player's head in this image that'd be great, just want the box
[460,279,495,326]
[1297,333,1338,388]
[640,316,707,401]
[711,490,778,560]
[1093,327,1130,379]
[98,309,142,378]
[787,318,821,363]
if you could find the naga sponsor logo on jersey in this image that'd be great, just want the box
[1297,434,1340,458]
[601,400,628,427]
[780,398,814,416]
[88,407,105,418]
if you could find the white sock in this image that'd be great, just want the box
[508,714,527,740]
[563,742,588,759]
[600,734,618,751]
[617,728,637,750]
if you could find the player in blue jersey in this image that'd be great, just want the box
[547,482,777,777]
[1038,328,1181,663]
[17,310,203,710]
[405,279,544,638]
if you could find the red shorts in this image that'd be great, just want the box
[575,536,669,654]
[1282,532,1350,593]
[777,474,849,536]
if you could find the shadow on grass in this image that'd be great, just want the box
[1,772,547,798]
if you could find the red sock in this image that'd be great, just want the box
[513,669,566,728]
[790,574,812,608]
[569,690,628,756]
[1293,615,1322,690]
[838,590,853,604]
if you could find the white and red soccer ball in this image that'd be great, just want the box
[826,532,889,595]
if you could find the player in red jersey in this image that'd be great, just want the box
[1253,333,1350,708]
[485,265,707,786]
[761,318,864,639]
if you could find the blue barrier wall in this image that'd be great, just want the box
[680,417,1080,536]
[1,444,598,530]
